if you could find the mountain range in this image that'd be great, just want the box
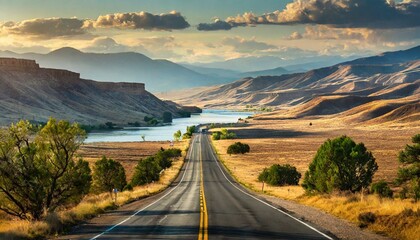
[0,48,358,92]
[169,45,420,125]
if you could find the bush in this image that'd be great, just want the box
[0,119,92,220]
[358,212,376,228]
[123,183,133,192]
[258,164,301,186]
[227,142,250,155]
[212,131,221,140]
[302,135,378,193]
[173,130,182,141]
[92,156,127,195]
[371,180,393,198]
[212,128,236,141]
[395,133,420,201]
[182,125,196,139]
[131,156,161,186]
[131,148,182,186]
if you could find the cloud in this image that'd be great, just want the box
[0,18,91,39]
[221,37,277,53]
[202,0,420,30]
[197,19,241,31]
[93,11,190,30]
[0,11,190,39]
[82,37,144,53]
[287,31,303,40]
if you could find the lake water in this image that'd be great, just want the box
[85,109,253,143]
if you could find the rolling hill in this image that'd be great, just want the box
[168,45,420,125]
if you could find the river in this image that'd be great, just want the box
[85,109,253,143]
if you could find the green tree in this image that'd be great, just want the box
[131,157,162,186]
[395,134,420,200]
[258,164,301,186]
[163,112,173,123]
[371,180,393,198]
[173,130,182,141]
[155,148,182,169]
[212,131,221,140]
[92,157,127,195]
[182,125,196,139]
[302,136,378,193]
[227,142,250,155]
[0,119,91,220]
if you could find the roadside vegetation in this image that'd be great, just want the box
[212,128,236,140]
[227,142,250,155]
[0,118,188,239]
[182,125,196,139]
[211,133,420,240]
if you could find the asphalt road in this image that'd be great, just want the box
[60,133,333,239]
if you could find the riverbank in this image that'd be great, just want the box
[0,140,189,239]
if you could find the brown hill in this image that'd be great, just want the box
[0,58,181,126]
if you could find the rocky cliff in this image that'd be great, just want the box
[0,58,178,126]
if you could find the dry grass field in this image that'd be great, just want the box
[211,115,420,240]
[0,140,189,239]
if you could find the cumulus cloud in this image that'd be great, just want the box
[93,11,190,30]
[0,18,92,39]
[197,19,242,31]
[0,11,190,39]
[201,0,420,30]
[222,37,277,53]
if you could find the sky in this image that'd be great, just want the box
[0,0,419,63]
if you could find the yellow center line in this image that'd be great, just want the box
[198,135,209,240]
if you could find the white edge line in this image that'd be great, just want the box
[90,137,196,240]
[204,135,333,240]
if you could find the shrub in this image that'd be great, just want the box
[212,128,236,141]
[258,164,301,186]
[395,133,420,201]
[182,125,196,139]
[227,142,250,155]
[131,156,161,186]
[123,183,133,192]
[212,131,221,140]
[371,180,393,198]
[131,148,182,186]
[0,119,92,220]
[92,156,127,195]
[302,135,378,193]
[358,212,376,228]
[155,148,182,169]
[173,130,182,141]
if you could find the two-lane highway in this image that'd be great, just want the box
[60,133,332,239]
[197,133,331,239]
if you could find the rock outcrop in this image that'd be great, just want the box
[0,58,177,126]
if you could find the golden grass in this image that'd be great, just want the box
[0,140,189,240]
[210,117,420,240]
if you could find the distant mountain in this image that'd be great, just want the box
[342,45,420,66]
[189,55,361,72]
[0,57,186,126]
[239,67,290,78]
[170,46,420,124]
[0,48,229,92]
